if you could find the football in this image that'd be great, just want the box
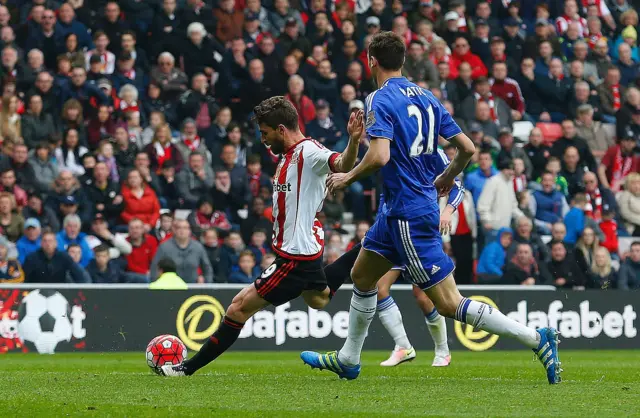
[146,334,187,374]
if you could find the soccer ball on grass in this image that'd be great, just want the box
[146,335,187,374]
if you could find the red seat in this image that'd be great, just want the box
[536,122,563,145]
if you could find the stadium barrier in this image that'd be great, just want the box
[0,284,637,354]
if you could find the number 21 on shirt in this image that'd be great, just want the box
[408,104,435,157]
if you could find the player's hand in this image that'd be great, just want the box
[555,277,566,287]
[522,277,536,286]
[327,172,350,193]
[434,175,454,197]
[439,211,453,235]
[347,109,364,143]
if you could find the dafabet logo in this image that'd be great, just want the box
[176,295,225,351]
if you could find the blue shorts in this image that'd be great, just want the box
[362,211,454,290]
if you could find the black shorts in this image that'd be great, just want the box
[254,255,327,306]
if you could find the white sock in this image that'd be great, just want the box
[425,308,449,355]
[377,296,412,350]
[338,287,378,366]
[455,297,540,349]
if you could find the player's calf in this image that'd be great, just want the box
[171,286,268,376]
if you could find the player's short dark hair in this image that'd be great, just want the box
[631,241,640,250]
[368,31,406,71]
[541,171,555,179]
[157,257,177,273]
[67,243,81,251]
[253,96,299,130]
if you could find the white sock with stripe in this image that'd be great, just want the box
[425,308,449,355]
[455,297,540,349]
[377,296,412,350]
[338,287,378,366]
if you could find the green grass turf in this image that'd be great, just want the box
[2,350,639,417]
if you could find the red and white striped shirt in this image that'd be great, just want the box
[271,138,339,260]
[555,15,588,37]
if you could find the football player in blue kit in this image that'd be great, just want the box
[323,147,463,367]
[301,32,562,384]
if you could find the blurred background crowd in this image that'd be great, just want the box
[0,0,638,289]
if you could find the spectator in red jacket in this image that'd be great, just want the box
[490,61,526,121]
[125,218,158,275]
[285,75,316,135]
[449,36,488,80]
[120,169,161,231]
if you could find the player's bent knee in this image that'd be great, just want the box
[433,297,461,318]
[350,268,378,291]
[302,289,330,309]
[226,287,263,323]
[225,301,248,322]
[307,298,329,310]
[377,286,390,300]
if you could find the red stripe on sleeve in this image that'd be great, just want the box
[328,152,340,172]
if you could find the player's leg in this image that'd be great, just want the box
[324,242,361,295]
[337,247,392,365]
[378,269,416,366]
[402,215,561,383]
[301,287,331,309]
[424,275,562,383]
[300,216,396,379]
[162,284,270,376]
[412,285,450,366]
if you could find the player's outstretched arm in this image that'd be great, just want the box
[327,137,390,193]
[434,133,475,196]
[332,110,364,173]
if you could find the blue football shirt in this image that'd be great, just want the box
[365,76,462,218]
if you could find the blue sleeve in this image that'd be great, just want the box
[447,178,464,210]
[365,92,394,140]
[437,101,462,140]
[436,148,463,210]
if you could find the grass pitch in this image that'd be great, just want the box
[2,350,639,417]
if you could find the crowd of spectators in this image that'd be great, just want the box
[0,0,637,290]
